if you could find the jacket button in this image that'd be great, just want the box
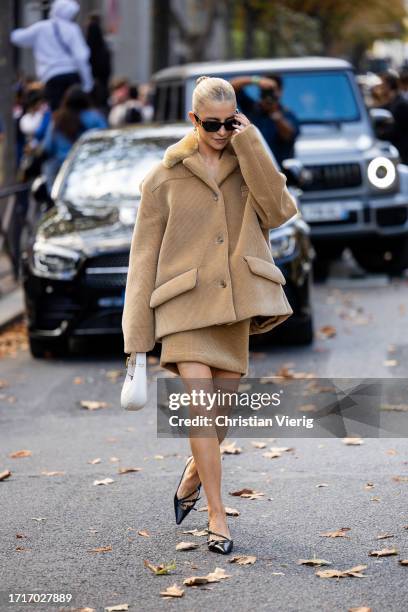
[216,234,224,244]
[219,280,227,288]
[213,193,219,201]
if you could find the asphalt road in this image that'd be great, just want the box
[1,253,408,612]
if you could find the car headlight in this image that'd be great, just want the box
[367,156,397,190]
[31,242,81,280]
[269,225,297,259]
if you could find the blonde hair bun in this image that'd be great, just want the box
[192,76,236,113]
[196,75,210,85]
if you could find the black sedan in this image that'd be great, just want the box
[21,123,315,358]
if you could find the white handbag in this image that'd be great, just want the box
[120,352,147,410]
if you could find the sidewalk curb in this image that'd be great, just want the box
[0,288,25,332]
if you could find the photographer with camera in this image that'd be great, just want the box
[230,74,300,168]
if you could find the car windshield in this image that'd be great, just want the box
[238,71,360,124]
[59,136,173,205]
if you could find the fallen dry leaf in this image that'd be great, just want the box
[183,566,231,586]
[144,559,176,575]
[381,404,408,412]
[175,541,200,551]
[117,467,142,474]
[181,528,208,537]
[9,449,32,458]
[368,547,398,557]
[320,527,351,538]
[138,530,150,537]
[376,533,394,540]
[0,469,11,481]
[317,325,337,339]
[220,441,242,455]
[263,451,283,459]
[342,437,364,445]
[392,475,408,483]
[80,400,110,410]
[297,558,332,566]
[0,321,28,358]
[105,370,122,382]
[348,607,372,612]
[88,546,112,553]
[316,483,329,488]
[93,478,114,486]
[104,605,129,612]
[398,559,408,565]
[228,555,256,565]
[41,471,65,476]
[88,458,101,464]
[73,376,85,384]
[230,488,265,500]
[160,583,184,598]
[251,441,266,449]
[316,564,367,578]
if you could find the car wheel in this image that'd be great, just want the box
[350,236,408,275]
[282,315,314,345]
[313,241,345,261]
[29,336,69,359]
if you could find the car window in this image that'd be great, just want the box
[59,137,173,205]
[236,71,360,124]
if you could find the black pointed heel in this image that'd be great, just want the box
[206,520,233,555]
[174,456,202,525]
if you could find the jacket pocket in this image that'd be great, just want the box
[149,268,198,308]
[243,255,286,285]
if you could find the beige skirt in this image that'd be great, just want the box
[160,318,251,376]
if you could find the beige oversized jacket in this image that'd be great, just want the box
[122,123,299,354]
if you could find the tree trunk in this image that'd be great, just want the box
[152,0,170,71]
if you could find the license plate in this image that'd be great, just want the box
[301,203,349,222]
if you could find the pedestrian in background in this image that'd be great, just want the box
[42,85,107,191]
[10,0,94,111]
[231,74,300,169]
[108,77,143,127]
[400,69,408,102]
[85,12,112,112]
[379,69,408,165]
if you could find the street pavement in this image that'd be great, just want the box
[1,253,408,612]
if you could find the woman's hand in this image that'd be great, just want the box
[232,112,251,136]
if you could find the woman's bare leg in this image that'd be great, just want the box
[208,367,242,540]
[175,360,242,542]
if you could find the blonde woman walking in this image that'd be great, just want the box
[122,75,298,554]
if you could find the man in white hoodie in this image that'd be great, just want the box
[11,0,94,110]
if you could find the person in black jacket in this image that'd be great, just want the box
[380,69,408,165]
[85,12,112,111]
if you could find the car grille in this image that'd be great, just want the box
[303,163,362,191]
[82,251,129,289]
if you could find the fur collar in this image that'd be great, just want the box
[162,128,235,168]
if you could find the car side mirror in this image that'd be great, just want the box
[281,158,312,189]
[369,107,395,140]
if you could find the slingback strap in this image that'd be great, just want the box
[178,495,202,506]
[177,484,201,502]
[206,528,231,540]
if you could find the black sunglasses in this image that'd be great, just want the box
[193,112,239,133]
